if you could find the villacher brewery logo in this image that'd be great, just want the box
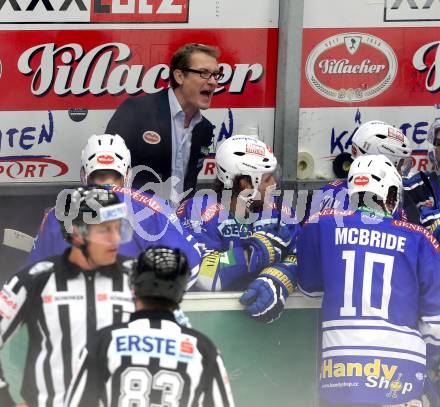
[305,32,398,103]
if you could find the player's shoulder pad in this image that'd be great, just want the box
[178,196,223,223]
[304,208,355,226]
[201,203,224,223]
[391,219,440,252]
[109,186,163,213]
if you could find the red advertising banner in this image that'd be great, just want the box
[0,28,278,111]
[301,27,440,108]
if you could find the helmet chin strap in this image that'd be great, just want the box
[237,188,259,211]
[72,234,95,270]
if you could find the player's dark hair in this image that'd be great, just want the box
[137,296,178,311]
[385,186,398,213]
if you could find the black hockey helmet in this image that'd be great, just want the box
[131,247,190,304]
[55,185,131,243]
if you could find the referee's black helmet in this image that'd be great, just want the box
[131,247,190,304]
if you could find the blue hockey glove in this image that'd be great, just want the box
[240,266,295,323]
[244,227,292,273]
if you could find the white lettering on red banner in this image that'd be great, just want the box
[0,29,277,111]
[18,42,264,97]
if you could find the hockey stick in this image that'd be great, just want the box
[3,229,34,252]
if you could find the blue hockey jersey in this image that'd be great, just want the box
[177,194,300,291]
[297,208,440,405]
[310,179,348,213]
[28,185,201,288]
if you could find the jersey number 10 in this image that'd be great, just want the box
[340,250,394,319]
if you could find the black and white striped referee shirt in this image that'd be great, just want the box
[0,251,134,407]
[65,309,235,407]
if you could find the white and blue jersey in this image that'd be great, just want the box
[28,185,201,288]
[177,195,300,292]
[297,208,440,405]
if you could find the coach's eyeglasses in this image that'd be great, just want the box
[181,68,225,81]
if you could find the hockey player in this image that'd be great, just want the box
[297,155,440,406]
[307,120,417,223]
[0,186,136,406]
[177,135,299,323]
[28,134,201,288]
[404,118,440,239]
[64,246,235,407]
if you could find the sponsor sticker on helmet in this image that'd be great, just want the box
[388,127,405,143]
[305,32,397,103]
[245,144,265,156]
[97,154,115,165]
[143,131,161,145]
[354,175,369,186]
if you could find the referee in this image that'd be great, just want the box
[0,186,135,406]
[65,247,235,407]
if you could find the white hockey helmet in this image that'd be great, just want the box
[427,117,440,172]
[81,134,131,184]
[216,135,278,197]
[348,154,402,214]
[351,121,412,176]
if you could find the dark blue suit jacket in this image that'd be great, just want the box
[106,89,214,198]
